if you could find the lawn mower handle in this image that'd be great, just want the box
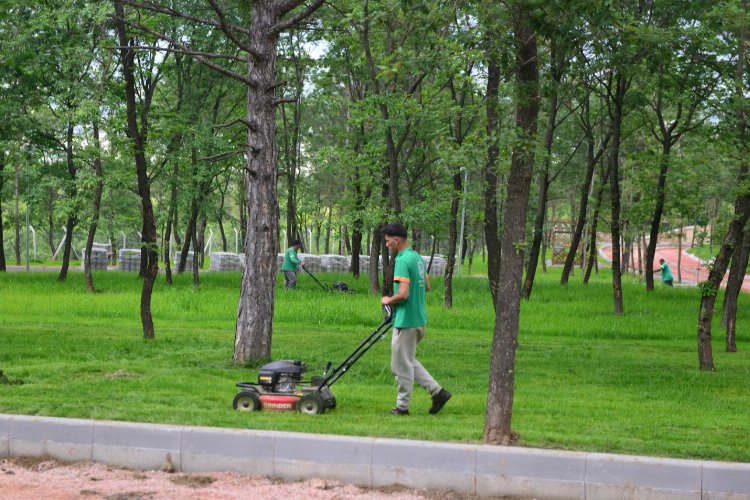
[299,264,329,291]
[383,304,393,322]
[318,305,394,389]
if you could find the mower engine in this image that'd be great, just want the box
[258,359,306,392]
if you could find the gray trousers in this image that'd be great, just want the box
[283,271,298,289]
[391,327,441,411]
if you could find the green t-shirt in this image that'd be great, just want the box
[392,247,427,329]
[282,247,301,272]
[660,262,673,282]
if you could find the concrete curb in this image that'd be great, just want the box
[2,414,749,499]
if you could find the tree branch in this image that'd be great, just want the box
[270,0,327,35]
[199,149,246,163]
[116,16,255,87]
[214,118,256,131]
[122,0,250,35]
[113,45,246,62]
[206,0,255,56]
[274,97,298,106]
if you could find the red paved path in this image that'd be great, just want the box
[599,244,750,292]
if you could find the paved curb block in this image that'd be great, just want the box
[0,414,10,457]
[2,414,749,499]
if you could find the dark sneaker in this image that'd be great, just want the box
[429,389,452,415]
[391,407,410,416]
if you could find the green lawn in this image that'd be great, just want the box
[1,267,748,462]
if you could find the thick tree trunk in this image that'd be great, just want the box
[484,52,502,306]
[233,0,282,363]
[484,4,538,445]
[84,121,105,292]
[645,148,671,290]
[115,0,158,339]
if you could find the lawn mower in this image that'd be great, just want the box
[300,264,352,293]
[232,306,393,414]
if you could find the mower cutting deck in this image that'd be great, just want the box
[232,306,393,414]
[300,264,352,292]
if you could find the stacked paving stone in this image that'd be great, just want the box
[118,249,141,272]
[354,255,370,275]
[424,255,446,277]
[209,252,243,272]
[174,251,194,270]
[297,253,322,272]
[225,252,446,276]
[80,247,109,271]
[320,254,349,272]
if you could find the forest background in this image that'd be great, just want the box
[1,0,749,445]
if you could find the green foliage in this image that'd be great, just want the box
[1,269,750,462]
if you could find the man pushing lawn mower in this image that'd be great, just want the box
[380,222,451,416]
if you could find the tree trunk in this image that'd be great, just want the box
[637,233,643,276]
[164,162,179,285]
[115,0,158,340]
[381,229,394,296]
[0,154,6,271]
[523,57,561,298]
[191,229,200,288]
[58,123,78,282]
[484,50,502,306]
[324,207,332,254]
[369,223,383,294]
[522,172,548,299]
[723,227,750,351]
[84,121,105,292]
[445,167,462,308]
[233,0,283,363]
[584,172,608,284]
[645,148,671,290]
[484,3,538,445]
[697,0,748,369]
[14,157,21,265]
[178,203,198,273]
[218,176,230,252]
[676,229,682,283]
[608,73,627,315]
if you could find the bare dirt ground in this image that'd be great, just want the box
[0,457,488,500]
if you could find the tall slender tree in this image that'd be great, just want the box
[484,0,539,445]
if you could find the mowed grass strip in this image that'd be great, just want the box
[0,267,748,462]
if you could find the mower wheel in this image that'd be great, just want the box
[233,390,261,412]
[297,392,325,414]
